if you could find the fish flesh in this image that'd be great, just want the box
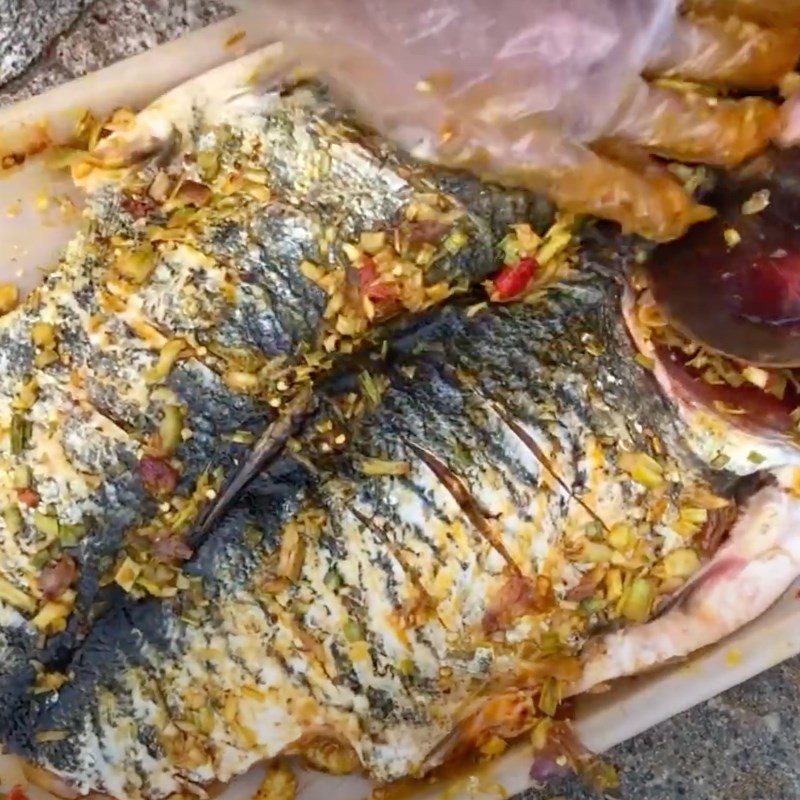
[0,48,559,742]
[7,247,800,798]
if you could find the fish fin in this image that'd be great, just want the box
[81,43,313,181]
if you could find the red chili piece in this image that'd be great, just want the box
[8,786,29,800]
[139,455,179,496]
[359,258,398,302]
[38,554,78,600]
[405,219,448,248]
[120,193,154,220]
[492,257,537,301]
[152,533,193,563]
[482,574,553,634]
[16,487,39,507]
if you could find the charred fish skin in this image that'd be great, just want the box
[16,477,313,799]
[19,266,746,798]
[0,253,272,741]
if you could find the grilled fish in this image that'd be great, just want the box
[10,253,800,799]
[0,48,560,738]
[3,43,800,800]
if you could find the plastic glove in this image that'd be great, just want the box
[235,0,800,240]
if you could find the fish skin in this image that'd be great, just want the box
[0,249,270,735]
[13,263,767,799]
[84,66,553,359]
[0,65,554,741]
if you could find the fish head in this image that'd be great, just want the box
[572,150,800,699]
[622,148,800,474]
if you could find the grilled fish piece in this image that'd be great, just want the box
[0,51,559,741]
[14,261,799,799]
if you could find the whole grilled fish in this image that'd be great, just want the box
[10,256,800,799]
[4,44,800,800]
[0,49,557,736]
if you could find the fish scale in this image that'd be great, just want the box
[447,297,684,529]
[353,460,504,629]
[379,379,571,574]
[252,93,411,232]
[137,245,231,339]
[202,208,327,356]
[463,408,577,572]
[352,368,589,587]
[41,259,171,425]
[309,500,441,676]
[292,522,419,717]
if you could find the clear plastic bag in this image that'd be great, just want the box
[235,0,678,152]
[232,1,790,238]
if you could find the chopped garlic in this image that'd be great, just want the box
[115,247,156,284]
[742,365,769,389]
[537,229,572,265]
[359,458,410,476]
[254,761,297,800]
[663,548,700,578]
[114,558,142,592]
[0,577,35,613]
[605,568,623,601]
[479,736,508,757]
[33,730,68,743]
[301,737,360,775]
[741,189,770,215]
[679,507,708,525]
[360,230,387,254]
[159,405,184,455]
[33,188,50,212]
[618,451,664,488]
[0,283,19,315]
[580,541,614,564]
[299,259,325,283]
[723,228,741,248]
[31,321,56,348]
[277,522,305,580]
[512,223,541,254]
[31,599,72,633]
[621,577,654,622]
[607,523,633,551]
[145,338,188,384]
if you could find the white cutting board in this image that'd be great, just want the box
[0,13,797,800]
